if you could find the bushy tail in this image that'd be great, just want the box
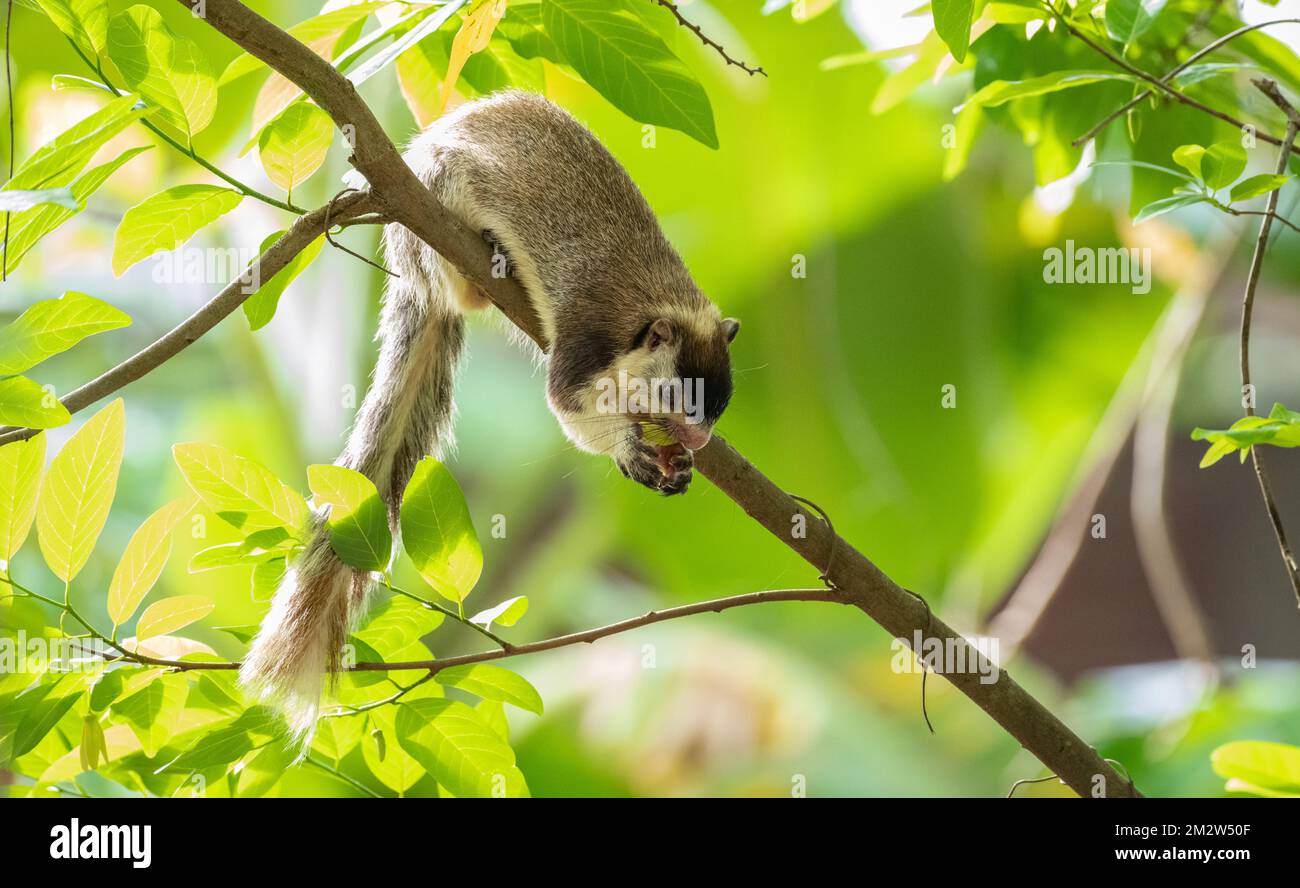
[240,227,466,743]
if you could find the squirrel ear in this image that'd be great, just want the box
[721,317,741,343]
[645,318,675,350]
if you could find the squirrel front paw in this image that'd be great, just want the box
[616,439,693,496]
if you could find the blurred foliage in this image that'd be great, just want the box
[1,0,1299,796]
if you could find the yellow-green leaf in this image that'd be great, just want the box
[307,464,392,573]
[257,103,334,198]
[0,433,45,565]
[172,442,309,536]
[399,458,482,603]
[394,698,528,797]
[36,399,125,582]
[33,0,108,60]
[440,0,508,114]
[242,231,324,331]
[111,185,243,276]
[111,672,187,757]
[106,5,217,143]
[435,663,542,714]
[0,291,130,374]
[0,376,70,429]
[107,495,198,627]
[135,594,214,642]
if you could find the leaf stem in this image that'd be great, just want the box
[63,39,306,215]
[384,577,514,651]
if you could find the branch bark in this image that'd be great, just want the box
[1240,78,1300,608]
[39,0,1137,797]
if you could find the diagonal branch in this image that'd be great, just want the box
[650,0,766,77]
[0,190,376,446]
[15,0,1139,797]
[1239,78,1300,607]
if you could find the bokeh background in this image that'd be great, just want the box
[4,0,1300,796]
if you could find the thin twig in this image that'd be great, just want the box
[1239,78,1300,608]
[651,0,765,77]
[1038,2,1300,156]
[1073,17,1300,148]
[303,755,383,797]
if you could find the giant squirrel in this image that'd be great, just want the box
[241,91,741,739]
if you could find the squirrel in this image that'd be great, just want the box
[240,91,741,739]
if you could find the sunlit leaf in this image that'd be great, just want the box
[0,433,45,564]
[394,698,529,797]
[435,663,543,714]
[106,5,217,143]
[1211,740,1300,795]
[469,595,528,629]
[108,495,198,627]
[307,464,392,573]
[542,0,717,148]
[257,103,335,199]
[963,71,1136,109]
[243,231,325,331]
[399,458,482,603]
[111,673,187,757]
[440,0,507,114]
[112,185,244,276]
[36,399,125,581]
[0,291,131,375]
[931,0,974,63]
[172,442,309,536]
[0,188,77,212]
[0,377,68,429]
[1230,173,1291,202]
[32,0,108,60]
[135,595,215,642]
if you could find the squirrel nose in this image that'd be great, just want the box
[674,423,712,451]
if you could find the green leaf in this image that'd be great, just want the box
[469,595,528,629]
[542,0,717,148]
[963,71,1136,108]
[394,698,529,797]
[1133,193,1209,225]
[111,673,187,757]
[0,188,78,212]
[0,433,45,564]
[435,664,543,714]
[362,708,422,793]
[4,95,148,193]
[111,185,244,276]
[36,399,125,582]
[243,231,324,331]
[256,103,335,199]
[0,376,69,429]
[135,595,215,642]
[1,146,151,277]
[932,0,975,63]
[188,541,282,573]
[13,673,89,758]
[1091,159,1200,185]
[399,458,483,603]
[1105,0,1167,49]
[172,442,309,536]
[220,3,389,84]
[1175,141,1247,190]
[106,5,217,144]
[1230,173,1291,202]
[1211,741,1300,795]
[0,291,131,375]
[307,464,392,573]
[88,668,127,713]
[107,495,196,627]
[169,707,283,771]
[355,595,444,657]
[33,0,108,60]
[346,0,467,87]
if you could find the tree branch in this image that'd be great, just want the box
[1239,78,1300,608]
[1073,17,1300,149]
[25,0,1138,797]
[650,0,766,77]
[0,190,375,446]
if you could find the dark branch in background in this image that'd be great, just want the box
[0,0,1140,797]
[1073,18,1300,148]
[650,0,766,77]
[1038,2,1300,155]
[1239,78,1300,608]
